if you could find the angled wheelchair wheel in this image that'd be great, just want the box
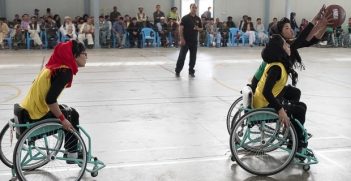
[0,122,15,168]
[230,109,297,176]
[226,96,244,135]
[13,119,87,181]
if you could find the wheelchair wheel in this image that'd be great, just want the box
[230,109,297,176]
[0,122,15,168]
[13,119,87,181]
[226,96,244,134]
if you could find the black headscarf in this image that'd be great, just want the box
[266,17,302,86]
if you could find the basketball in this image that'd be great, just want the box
[325,4,346,27]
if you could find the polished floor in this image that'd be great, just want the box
[0,46,350,181]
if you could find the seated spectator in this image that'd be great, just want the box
[112,16,126,48]
[21,14,30,31]
[268,17,277,35]
[78,17,94,48]
[53,14,62,29]
[145,17,154,29]
[28,16,43,48]
[60,16,77,41]
[220,21,229,47]
[43,16,58,48]
[105,15,112,43]
[238,15,248,31]
[206,18,217,47]
[242,16,255,47]
[168,18,179,47]
[127,17,141,48]
[13,19,25,49]
[99,15,110,47]
[156,17,168,47]
[226,16,236,28]
[255,18,268,46]
[13,14,21,24]
[300,18,308,32]
[0,18,9,49]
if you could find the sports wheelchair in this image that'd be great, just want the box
[0,104,105,181]
[227,86,318,176]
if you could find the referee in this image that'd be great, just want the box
[175,3,203,77]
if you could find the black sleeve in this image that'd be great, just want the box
[292,23,316,49]
[45,68,72,105]
[262,65,283,111]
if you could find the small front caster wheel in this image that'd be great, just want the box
[303,165,310,171]
[91,171,98,177]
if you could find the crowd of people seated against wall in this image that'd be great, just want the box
[0,5,350,50]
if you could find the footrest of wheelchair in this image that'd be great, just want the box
[86,156,106,173]
[307,133,313,140]
[294,148,318,165]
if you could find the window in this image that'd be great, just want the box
[199,0,213,18]
[181,0,195,18]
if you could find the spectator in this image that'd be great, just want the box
[137,7,147,26]
[105,15,112,43]
[28,16,43,48]
[242,16,255,47]
[290,12,299,35]
[43,16,58,48]
[201,7,212,19]
[226,16,236,28]
[13,14,21,24]
[46,8,52,17]
[220,23,229,46]
[268,17,278,35]
[206,18,216,47]
[168,18,179,47]
[156,17,168,47]
[112,16,126,48]
[167,7,180,22]
[153,4,165,25]
[110,6,121,23]
[300,18,309,32]
[21,14,30,30]
[53,14,62,29]
[99,16,110,47]
[59,16,77,41]
[13,19,24,49]
[34,9,40,17]
[0,18,9,49]
[255,18,268,46]
[127,17,141,48]
[238,15,248,31]
[78,17,94,48]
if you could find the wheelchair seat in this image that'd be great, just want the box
[13,104,30,136]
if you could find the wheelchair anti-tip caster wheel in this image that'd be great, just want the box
[231,155,235,161]
[91,171,98,177]
[303,165,310,171]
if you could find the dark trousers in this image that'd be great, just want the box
[31,105,80,153]
[284,102,307,146]
[175,43,197,74]
[283,85,301,103]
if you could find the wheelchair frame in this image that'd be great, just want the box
[0,118,105,180]
[227,93,318,175]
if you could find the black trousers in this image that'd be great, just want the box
[175,43,198,74]
[29,105,80,153]
[284,102,307,145]
[282,85,301,103]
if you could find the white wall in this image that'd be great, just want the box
[4,0,351,26]
[6,0,85,19]
[98,0,172,21]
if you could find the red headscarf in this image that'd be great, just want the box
[45,41,78,88]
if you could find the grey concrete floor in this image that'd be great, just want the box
[0,47,350,181]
